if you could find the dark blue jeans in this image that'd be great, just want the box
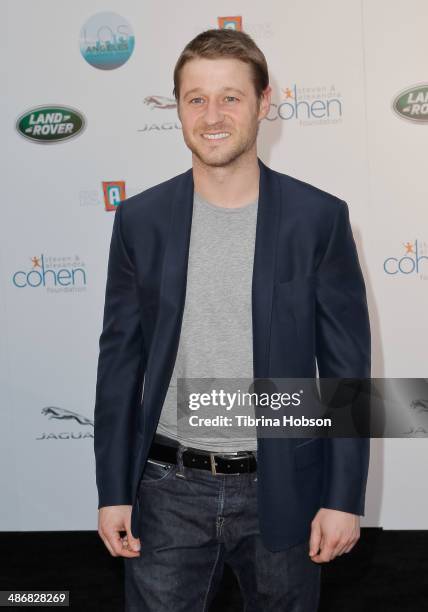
[124,445,320,611]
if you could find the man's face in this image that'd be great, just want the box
[177,57,271,168]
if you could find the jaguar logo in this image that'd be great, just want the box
[410,398,428,413]
[41,406,93,426]
[143,96,177,110]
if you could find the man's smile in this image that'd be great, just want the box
[201,132,231,141]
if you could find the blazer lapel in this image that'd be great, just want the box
[252,158,281,377]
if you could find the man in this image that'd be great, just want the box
[94,29,370,611]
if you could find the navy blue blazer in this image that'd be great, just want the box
[94,157,371,552]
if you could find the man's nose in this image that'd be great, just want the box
[203,100,225,125]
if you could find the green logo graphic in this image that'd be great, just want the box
[393,84,428,123]
[16,106,86,143]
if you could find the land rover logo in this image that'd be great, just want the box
[16,106,86,142]
[392,84,428,123]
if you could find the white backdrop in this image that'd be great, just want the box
[1,0,427,531]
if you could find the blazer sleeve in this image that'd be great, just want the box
[94,203,146,508]
[315,200,371,516]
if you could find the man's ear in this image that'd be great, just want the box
[258,85,272,121]
[176,100,181,122]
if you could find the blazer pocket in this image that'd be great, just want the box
[275,275,315,300]
[276,274,316,288]
[294,438,323,470]
[140,298,158,315]
[274,275,316,326]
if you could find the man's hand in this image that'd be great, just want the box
[309,508,360,563]
[98,505,141,558]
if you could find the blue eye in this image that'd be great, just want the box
[189,96,238,104]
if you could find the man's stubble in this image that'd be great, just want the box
[182,112,261,169]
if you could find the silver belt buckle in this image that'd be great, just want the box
[210,452,218,476]
[209,451,251,475]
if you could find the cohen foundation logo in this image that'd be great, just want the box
[16,106,85,143]
[12,254,87,292]
[80,12,135,70]
[383,240,428,280]
[37,407,94,441]
[266,85,343,126]
[392,84,428,123]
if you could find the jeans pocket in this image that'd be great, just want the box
[139,458,177,488]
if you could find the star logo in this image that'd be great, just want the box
[282,88,294,99]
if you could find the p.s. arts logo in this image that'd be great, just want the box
[383,240,428,280]
[218,16,242,31]
[138,95,181,133]
[36,406,94,441]
[16,106,85,143]
[102,181,126,211]
[80,181,137,207]
[80,12,135,70]
[266,85,343,126]
[392,84,428,123]
[12,254,87,292]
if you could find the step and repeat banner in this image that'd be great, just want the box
[1,0,427,531]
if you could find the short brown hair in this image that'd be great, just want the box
[173,29,269,101]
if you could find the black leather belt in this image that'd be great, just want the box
[148,440,257,475]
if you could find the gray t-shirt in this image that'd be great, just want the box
[155,190,258,451]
